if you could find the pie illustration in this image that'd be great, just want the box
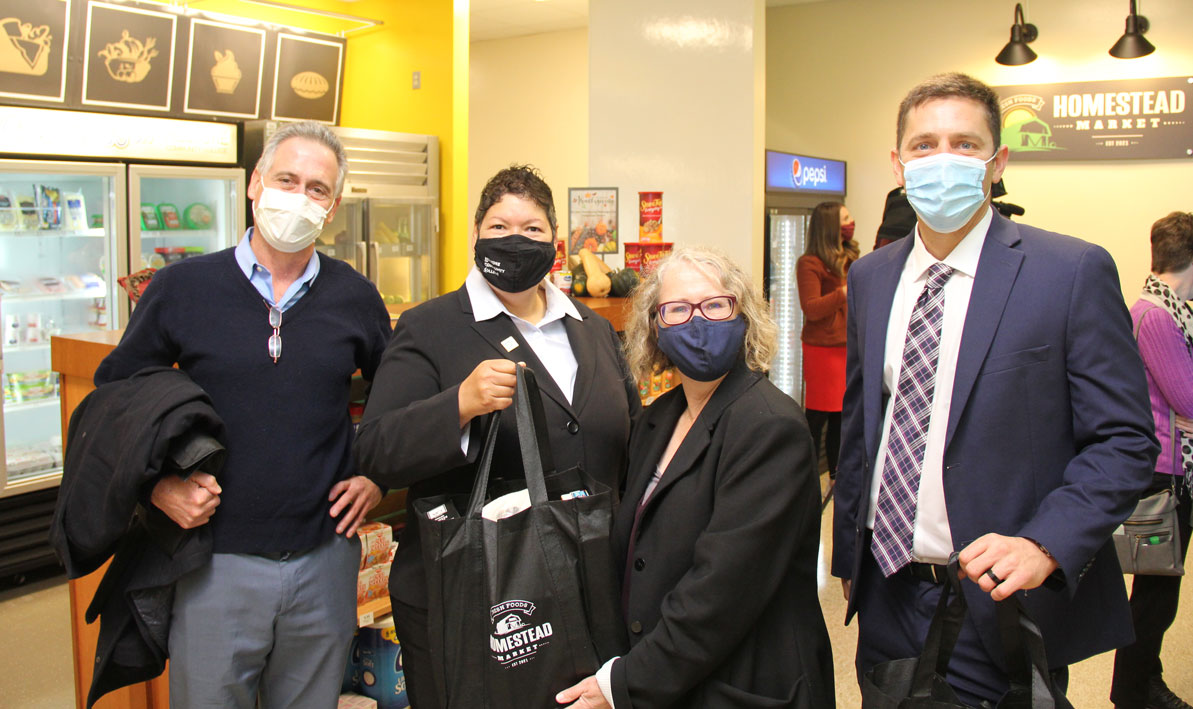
[0,17,51,76]
[290,70,328,99]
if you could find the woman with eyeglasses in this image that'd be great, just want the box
[556,246,834,709]
[353,165,639,709]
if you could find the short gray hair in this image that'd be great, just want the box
[255,121,349,197]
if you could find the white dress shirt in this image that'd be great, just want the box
[460,268,582,452]
[866,206,993,564]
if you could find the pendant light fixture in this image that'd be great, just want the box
[1109,0,1155,59]
[995,3,1038,66]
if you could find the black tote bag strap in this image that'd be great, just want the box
[995,596,1074,709]
[513,365,553,505]
[909,555,968,698]
[465,365,555,516]
[466,408,505,517]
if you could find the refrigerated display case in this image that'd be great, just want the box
[129,164,246,273]
[763,150,847,404]
[0,160,125,498]
[245,122,441,304]
[0,108,240,576]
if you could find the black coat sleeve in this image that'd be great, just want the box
[95,269,181,386]
[353,306,472,488]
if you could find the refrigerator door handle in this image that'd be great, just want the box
[355,241,367,274]
[367,242,380,284]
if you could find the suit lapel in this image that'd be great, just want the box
[862,239,912,466]
[462,287,576,416]
[945,214,1023,447]
[642,363,760,513]
[562,307,597,415]
[623,392,684,515]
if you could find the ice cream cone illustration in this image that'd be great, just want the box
[211,49,241,94]
[98,30,157,83]
[0,17,51,76]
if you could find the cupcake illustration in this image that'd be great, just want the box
[211,49,241,94]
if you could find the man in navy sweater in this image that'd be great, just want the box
[96,121,392,708]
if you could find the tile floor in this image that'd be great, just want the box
[2,479,1191,708]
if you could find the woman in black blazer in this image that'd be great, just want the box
[353,165,639,709]
[557,245,834,709]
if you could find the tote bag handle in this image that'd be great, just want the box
[466,365,555,516]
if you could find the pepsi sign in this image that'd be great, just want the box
[766,150,846,195]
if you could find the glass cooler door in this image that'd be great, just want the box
[366,197,438,306]
[128,164,245,274]
[317,197,364,273]
[767,209,810,405]
[0,160,124,497]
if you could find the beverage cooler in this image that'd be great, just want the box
[763,150,847,405]
[245,122,440,305]
[0,107,243,568]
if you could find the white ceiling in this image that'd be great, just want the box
[468,0,829,42]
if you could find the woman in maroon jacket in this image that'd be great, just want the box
[796,201,858,479]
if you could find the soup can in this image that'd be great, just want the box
[639,191,662,242]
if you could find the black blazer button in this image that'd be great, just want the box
[567,420,580,434]
[630,621,642,634]
[634,557,645,571]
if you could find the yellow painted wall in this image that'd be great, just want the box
[469,29,589,252]
[767,0,1193,300]
[175,0,468,293]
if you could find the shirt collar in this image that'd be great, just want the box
[465,267,582,325]
[235,228,321,287]
[908,205,992,282]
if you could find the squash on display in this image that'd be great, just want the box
[579,249,611,297]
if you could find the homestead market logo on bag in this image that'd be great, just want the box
[490,599,554,667]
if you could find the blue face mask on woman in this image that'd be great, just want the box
[657,316,747,382]
[900,152,996,234]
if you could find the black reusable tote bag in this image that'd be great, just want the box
[413,365,627,708]
[861,556,1074,709]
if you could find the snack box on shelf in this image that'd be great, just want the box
[356,561,391,606]
[357,521,394,570]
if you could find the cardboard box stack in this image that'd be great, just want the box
[356,522,396,605]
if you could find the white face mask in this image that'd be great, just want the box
[900,152,996,234]
[252,186,330,253]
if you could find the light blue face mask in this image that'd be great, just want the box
[899,152,996,234]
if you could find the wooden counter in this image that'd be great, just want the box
[52,330,168,709]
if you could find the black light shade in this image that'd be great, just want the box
[995,4,1038,66]
[1109,2,1155,59]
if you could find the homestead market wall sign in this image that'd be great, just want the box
[995,76,1191,161]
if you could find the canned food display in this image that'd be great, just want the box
[638,191,662,242]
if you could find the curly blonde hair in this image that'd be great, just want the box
[624,245,778,383]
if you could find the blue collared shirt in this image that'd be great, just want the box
[234,228,321,311]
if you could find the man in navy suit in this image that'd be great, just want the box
[832,73,1158,705]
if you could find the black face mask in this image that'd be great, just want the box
[474,234,557,293]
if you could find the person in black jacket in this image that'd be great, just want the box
[556,245,834,708]
[94,121,392,708]
[353,165,639,709]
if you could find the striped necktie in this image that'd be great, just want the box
[871,262,954,577]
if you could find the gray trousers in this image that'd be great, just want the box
[168,534,360,708]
